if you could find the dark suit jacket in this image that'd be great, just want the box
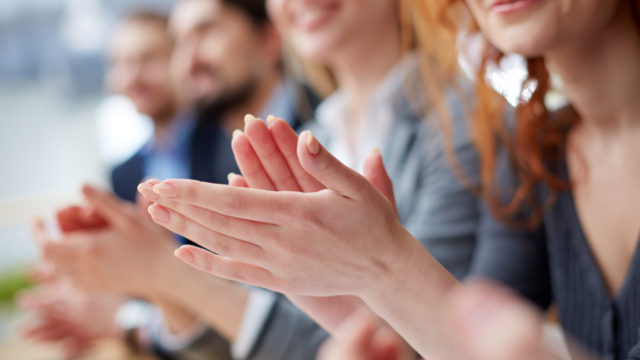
[109,84,319,360]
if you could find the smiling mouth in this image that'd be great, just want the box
[491,0,542,15]
[293,3,339,32]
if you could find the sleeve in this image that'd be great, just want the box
[468,150,552,309]
[244,295,329,360]
[150,316,234,360]
[231,289,278,358]
[401,98,481,280]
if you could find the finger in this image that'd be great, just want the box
[146,195,278,244]
[297,131,372,199]
[370,328,401,360]
[28,265,55,284]
[231,129,276,190]
[362,149,397,215]
[31,218,53,250]
[146,179,300,224]
[41,240,90,273]
[147,204,267,264]
[22,323,71,342]
[174,245,277,289]
[244,115,302,191]
[56,206,84,233]
[269,118,324,192]
[228,173,249,188]
[81,184,133,228]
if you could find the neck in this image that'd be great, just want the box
[151,104,178,146]
[545,4,640,138]
[330,24,402,120]
[221,71,282,135]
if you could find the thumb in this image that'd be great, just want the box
[297,131,371,199]
[82,184,133,228]
[362,149,397,216]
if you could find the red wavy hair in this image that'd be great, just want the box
[407,0,639,226]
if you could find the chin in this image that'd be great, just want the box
[486,23,559,57]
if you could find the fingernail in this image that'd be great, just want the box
[227,172,237,182]
[175,248,195,264]
[306,131,320,155]
[148,204,171,223]
[153,182,177,198]
[232,129,242,140]
[244,114,256,125]
[267,115,276,125]
[139,183,160,201]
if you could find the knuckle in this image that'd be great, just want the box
[183,182,199,201]
[213,236,232,256]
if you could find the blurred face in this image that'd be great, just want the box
[464,0,622,57]
[170,0,273,109]
[267,0,397,63]
[107,21,175,118]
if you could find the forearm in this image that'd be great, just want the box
[362,229,465,360]
[287,295,364,334]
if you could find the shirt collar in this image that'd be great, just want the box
[142,112,197,156]
[316,52,420,130]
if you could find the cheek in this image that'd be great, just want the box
[267,0,289,31]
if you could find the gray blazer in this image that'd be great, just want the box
[155,72,481,360]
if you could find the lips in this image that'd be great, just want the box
[491,0,542,15]
[291,1,339,32]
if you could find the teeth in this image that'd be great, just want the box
[296,7,327,28]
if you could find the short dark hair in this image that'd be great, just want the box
[221,0,269,25]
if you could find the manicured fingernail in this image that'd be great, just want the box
[306,131,320,155]
[175,248,195,264]
[138,183,160,201]
[232,129,242,140]
[148,204,171,223]
[153,182,177,198]
[227,172,237,182]
[267,115,276,125]
[244,114,256,125]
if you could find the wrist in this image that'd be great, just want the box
[361,227,456,313]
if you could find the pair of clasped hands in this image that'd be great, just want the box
[137,115,575,360]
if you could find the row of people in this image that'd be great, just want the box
[22,0,640,359]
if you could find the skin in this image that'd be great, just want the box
[19,276,125,358]
[24,1,287,351]
[266,0,401,133]
[140,0,640,358]
[106,18,178,138]
[169,0,282,134]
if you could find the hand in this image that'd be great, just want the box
[231,116,398,332]
[19,280,125,357]
[138,130,424,301]
[444,280,591,360]
[231,115,396,211]
[35,185,180,297]
[316,311,414,360]
[56,205,108,233]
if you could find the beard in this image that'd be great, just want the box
[194,73,259,124]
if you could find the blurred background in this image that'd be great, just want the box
[0,0,174,357]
